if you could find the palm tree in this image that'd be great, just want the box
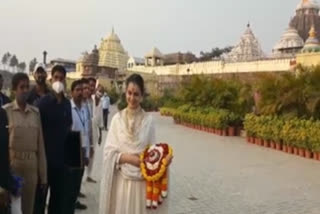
[29,58,37,73]
[1,52,11,70]
[17,62,26,73]
[9,55,19,73]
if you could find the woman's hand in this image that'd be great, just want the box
[119,154,141,168]
[165,154,174,166]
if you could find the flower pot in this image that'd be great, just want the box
[250,137,255,143]
[270,141,275,149]
[246,137,250,143]
[282,145,287,153]
[222,129,228,136]
[313,152,318,160]
[275,142,282,150]
[293,147,299,155]
[298,148,305,157]
[251,137,256,144]
[228,127,236,136]
[236,127,242,136]
[305,150,312,159]
[263,140,270,148]
[287,146,293,154]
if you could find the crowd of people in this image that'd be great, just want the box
[0,64,109,214]
[0,65,172,214]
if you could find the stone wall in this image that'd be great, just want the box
[128,58,294,76]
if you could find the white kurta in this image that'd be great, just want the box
[92,96,104,144]
[99,108,168,214]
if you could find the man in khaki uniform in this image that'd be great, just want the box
[3,73,47,214]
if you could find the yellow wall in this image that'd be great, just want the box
[128,58,294,76]
[296,52,320,67]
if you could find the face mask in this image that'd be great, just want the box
[16,92,29,104]
[52,81,65,94]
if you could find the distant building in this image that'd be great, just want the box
[272,26,304,58]
[127,57,145,68]
[49,58,76,72]
[290,0,320,42]
[163,52,197,65]
[145,47,164,66]
[224,24,265,62]
[76,28,129,79]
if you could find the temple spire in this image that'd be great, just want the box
[309,25,316,38]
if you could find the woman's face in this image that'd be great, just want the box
[126,82,142,110]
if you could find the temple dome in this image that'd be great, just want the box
[290,0,320,41]
[225,24,265,62]
[273,26,304,57]
[296,0,319,11]
[98,28,129,71]
[301,26,320,52]
[145,47,164,58]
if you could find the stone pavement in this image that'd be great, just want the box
[79,108,320,214]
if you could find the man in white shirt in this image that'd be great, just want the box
[70,80,90,210]
[101,92,110,130]
[82,78,96,183]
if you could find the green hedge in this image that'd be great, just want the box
[244,113,320,151]
[161,105,242,129]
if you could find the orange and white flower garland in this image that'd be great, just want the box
[140,143,173,209]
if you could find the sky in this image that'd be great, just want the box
[0,0,299,64]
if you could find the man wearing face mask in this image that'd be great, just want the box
[27,63,50,106]
[37,65,72,214]
[3,73,47,214]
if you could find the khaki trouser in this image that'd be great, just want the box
[10,151,38,214]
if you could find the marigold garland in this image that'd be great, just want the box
[140,143,173,209]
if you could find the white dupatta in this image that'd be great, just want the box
[99,108,155,214]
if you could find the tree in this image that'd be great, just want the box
[9,55,19,72]
[1,52,11,70]
[199,46,233,62]
[17,62,26,73]
[29,58,37,73]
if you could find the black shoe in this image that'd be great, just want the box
[75,201,87,210]
[78,192,86,198]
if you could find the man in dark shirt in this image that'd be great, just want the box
[27,63,50,106]
[37,65,72,214]
[0,108,11,213]
[0,74,10,107]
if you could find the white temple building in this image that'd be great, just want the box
[272,26,304,58]
[98,28,129,72]
[224,24,265,62]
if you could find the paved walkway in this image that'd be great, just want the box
[80,107,320,214]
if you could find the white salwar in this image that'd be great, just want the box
[99,108,168,214]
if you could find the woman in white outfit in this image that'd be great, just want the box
[99,74,171,214]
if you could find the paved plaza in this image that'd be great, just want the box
[80,107,320,214]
